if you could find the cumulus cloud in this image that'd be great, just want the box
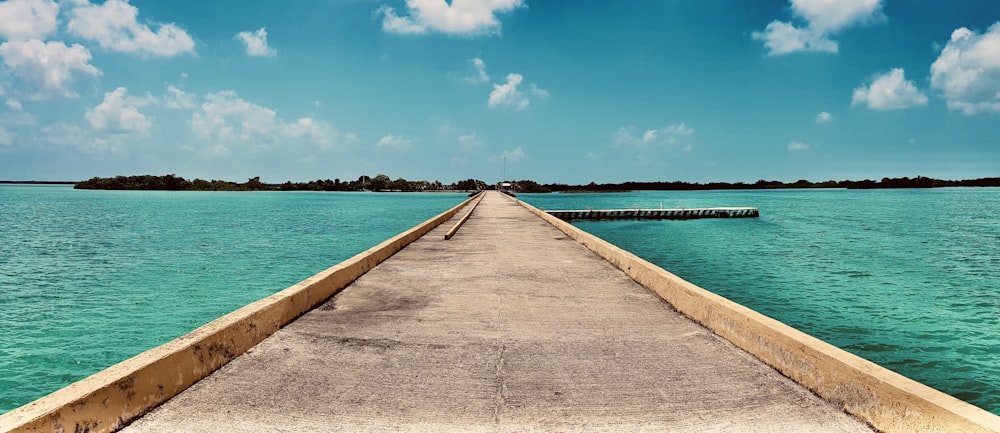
[7,99,23,111]
[753,0,883,55]
[0,39,100,99]
[752,21,837,55]
[287,117,339,149]
[85,87,152,135]
[613,123,695,148]
[190,91,341,154]
[0,0,59,40]
[162,85,196,110]
[377,0,524,36]
[465,57,490,83]
[816,111,832,123]
[851,68,928,111]
[488,73,528,110]
[236,27,276,57]
[67,0,195,57]
[930,23,1000,115]
[488,73,547,111]
[790,0,884,33]
[376,134,412,151]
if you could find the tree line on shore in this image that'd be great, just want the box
[539,176,1000,192]
[73,174,489,192]
[73,174,1000,192]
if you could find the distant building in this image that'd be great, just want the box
[498,181,515,196]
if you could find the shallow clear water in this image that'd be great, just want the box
[521,188,1000,415]
[0,185,464,413]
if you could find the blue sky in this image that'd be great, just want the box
[1,0,999,184]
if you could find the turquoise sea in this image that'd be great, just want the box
[520,188,1000,415]
[1,186,998,416]
[0,185,466,414]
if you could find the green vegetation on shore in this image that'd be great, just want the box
[73,174,488,192]
[73,174,1000,192]
[544,176,1000,192]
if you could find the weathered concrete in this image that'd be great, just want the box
[119,191,876,433]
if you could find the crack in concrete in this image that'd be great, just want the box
[491,343,507,426]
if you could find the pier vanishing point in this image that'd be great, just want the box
[3,191,999,433]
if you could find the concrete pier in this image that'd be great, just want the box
[118,192,871,432]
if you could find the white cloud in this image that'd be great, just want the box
[162,85,196,110]
[790,0,883,34]
[85,87,152,135]
[190,90,342,154]
[752,21,837,55]
[7,99,23,111]
[0,0,59,40]
[67,0,195,57]
[287,117,338,149]
[930,23,1000,115]
[236,27,276,57]
[377,0,524,35]
[465,57,489,83]
[375,134,412,151]
[0,39,100,99]
[788,141,811,151]
[488,73,528,110]
[816,111,832,123]
[192,91,275,144]
[663,123,694,136]
[529,83,549,99]
[851,68,928,111]
[753,0,883,55]
[613,123,695,148]
[488,73,546,111]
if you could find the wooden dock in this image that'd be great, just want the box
[546,207,759,221]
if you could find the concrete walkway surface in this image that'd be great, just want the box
[121,191,874,433]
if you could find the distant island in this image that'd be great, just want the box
[71,174,1000,192]
[73,175,488,192]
